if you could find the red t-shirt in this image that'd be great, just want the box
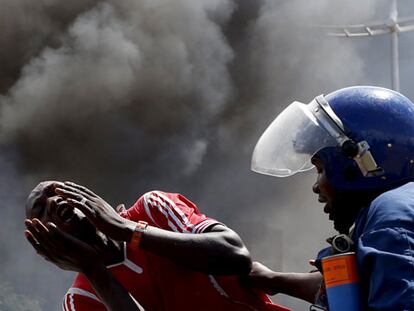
[62,191,290,311]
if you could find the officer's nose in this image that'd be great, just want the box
[312,181,320,194]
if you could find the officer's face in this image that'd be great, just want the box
[311,157,336,220]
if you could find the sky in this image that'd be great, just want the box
[1,0,414,310]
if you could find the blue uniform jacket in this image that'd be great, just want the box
[317,182,414,310]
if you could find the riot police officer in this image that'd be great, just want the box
[248,86,414,310]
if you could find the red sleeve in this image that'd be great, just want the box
[123,190,221,233]
[62,288,105,311]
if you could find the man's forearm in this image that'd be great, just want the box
[83,264,144,311]
[139,225,252,275]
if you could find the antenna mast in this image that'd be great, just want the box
[315,0,414,91]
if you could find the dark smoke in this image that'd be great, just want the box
[0,0,101,93]
[1,0,412,309]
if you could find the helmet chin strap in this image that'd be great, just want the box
[313,95,384,177]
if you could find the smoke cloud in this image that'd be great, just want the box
[0,0,411,310]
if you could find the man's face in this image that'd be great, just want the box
[311,157,337,220]
[26,181,96,241]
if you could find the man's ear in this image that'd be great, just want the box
[115,204,126,214]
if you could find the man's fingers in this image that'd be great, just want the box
[32,218,49,232]
[26,219,69,255]
[25,229,69,267]
[25,223,41,245]
[32,222,79,255]
[44,181,64,195]
[47,222,67,239]
[47,222,87,247]
[54,188,95,217]
[24,230,56,259]
[63,184,94,200]
[65,198,95,218]
[47,222,98,252]
[25,219,45,239]
[55,186,94,202]
[64,181,97,198]
[32,218,53,241]
[25,219,57,251]
[24,230,41,250]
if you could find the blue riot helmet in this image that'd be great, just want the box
[252,86,414,191]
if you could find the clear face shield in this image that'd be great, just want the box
[251,95,382,178]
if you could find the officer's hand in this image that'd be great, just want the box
[55,182,136,242]
[243,262,280,295]
[24,218,101,273]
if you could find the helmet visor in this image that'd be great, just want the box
[251,101,338,177]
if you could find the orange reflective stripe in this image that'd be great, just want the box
[322,253,359,288]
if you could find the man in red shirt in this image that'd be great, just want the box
[25,181,290,311]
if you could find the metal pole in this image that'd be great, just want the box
[391,0,400,91]
[391,29,400,91]
[314,0,414,92]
